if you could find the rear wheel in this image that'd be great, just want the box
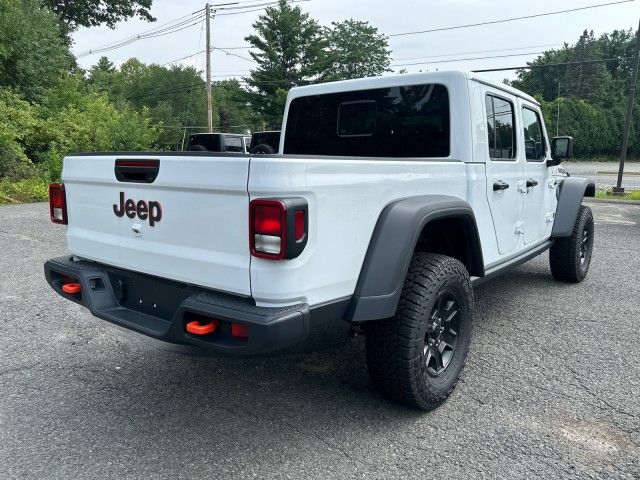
[365,253,473,410]
[550,205,594,283]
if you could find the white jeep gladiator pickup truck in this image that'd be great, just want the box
[45,71,595,410]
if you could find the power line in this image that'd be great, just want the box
[391,43,565,62]
[472,57,634,73]
[211,45,251,50]
[215,0,297,11]
[76,0,307,62]
[161,50,206,66]
[124,56,636,103]
[213,47,255,62]
[392,50,548,68]
[77,11,204,56]
[388,0,636,37]
[76,12,205,58]
[83,8,205,51]
[213,0,309,15]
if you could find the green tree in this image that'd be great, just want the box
[0,0,73,101]
[88,56,117,92]
[509,28,640,159]
[0,88,39,179]
[322,20,391,81]
[245,0,327,127]
[42,0,155,30]
[36,92,159,178]
[213,80,258,133]
[561,30,614,105]
[511,30,620,105]
[99,59,209,149]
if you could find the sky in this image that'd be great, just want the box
[72,0,639,85]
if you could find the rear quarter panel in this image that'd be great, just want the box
[248,157,468,307]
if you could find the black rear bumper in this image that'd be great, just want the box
[44,256,310,355]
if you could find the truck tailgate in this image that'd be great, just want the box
[63,154,251,296]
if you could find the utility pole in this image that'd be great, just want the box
[556,83,561,137]
[205,3,213,133]
[614,18,640,194]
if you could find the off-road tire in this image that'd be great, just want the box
[251,144,275,155]
[549,205,594,283]
[365,253,473,410]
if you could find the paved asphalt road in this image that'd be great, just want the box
[1,201,639,479]
[564,161,640,191]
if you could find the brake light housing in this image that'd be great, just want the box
[250,198,308,260]
[49,183,68,225]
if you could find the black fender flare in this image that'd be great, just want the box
[346,195,484,322]
[551,177,595,238]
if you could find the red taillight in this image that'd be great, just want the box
[49,183,67,225]
[250,200,286,260]
[254,204,283,236]
[249,198,308,260]
[294,210,306,242]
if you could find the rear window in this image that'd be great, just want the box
[188,134,223,152]
[284,84,450,158]
[224,136,243,153]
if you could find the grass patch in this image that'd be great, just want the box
[596,190,640,201]
[0,178,49,205]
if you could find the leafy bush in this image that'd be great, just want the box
[0,177,49,204]
[0,88,38,179]
[0,76,161,182]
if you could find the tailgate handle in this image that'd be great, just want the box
[115,159,160,184]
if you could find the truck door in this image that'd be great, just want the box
[520,105,555,244]
[484,92,524,255]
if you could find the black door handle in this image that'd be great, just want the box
[526,179,539,188]
[493,180,510,191]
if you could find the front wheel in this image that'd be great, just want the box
[549,205,594,283]
[365,253,473,410]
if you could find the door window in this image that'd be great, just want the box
[522,108,546,161]
[485,95,516,160]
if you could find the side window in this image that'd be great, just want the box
[485,94,516,160]
[224,136,243,153]
[522,107,546,161]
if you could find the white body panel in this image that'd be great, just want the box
[61,71,558,310]
[63,154,251,296]
[248,158,470,306]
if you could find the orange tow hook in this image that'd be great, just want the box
[62,282,81,294]
[186,319,220,335]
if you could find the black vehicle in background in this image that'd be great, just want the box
[187,133,249,153]
[250,131,281,154]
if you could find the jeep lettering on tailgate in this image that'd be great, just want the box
[113,192,162,226]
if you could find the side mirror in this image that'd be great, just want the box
[548,136,574,167]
